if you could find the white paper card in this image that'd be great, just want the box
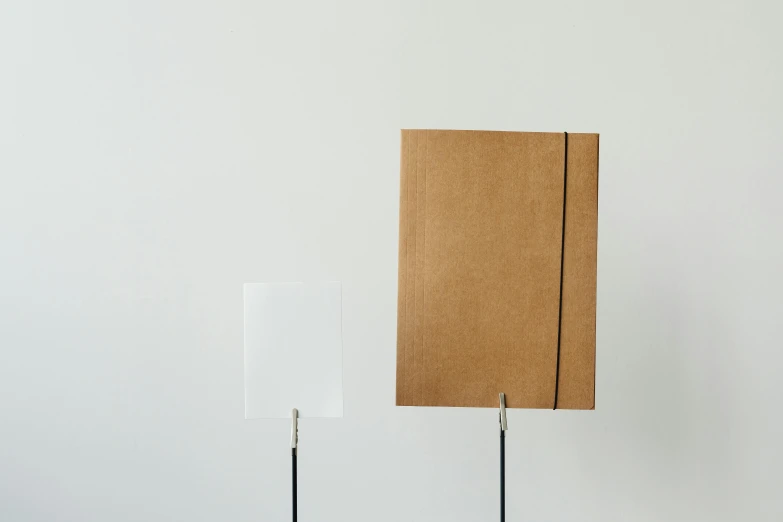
[244,281,343,419]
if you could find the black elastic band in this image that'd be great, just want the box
[553,132,568,410]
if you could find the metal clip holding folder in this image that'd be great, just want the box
[499,393,508,432]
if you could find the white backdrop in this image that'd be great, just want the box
[2,1,782,521]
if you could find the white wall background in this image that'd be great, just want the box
[2,1,782,520]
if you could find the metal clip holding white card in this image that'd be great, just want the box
[291,408,299,454]
[499,393,508,431]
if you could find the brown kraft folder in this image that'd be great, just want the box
[396,130,598,410]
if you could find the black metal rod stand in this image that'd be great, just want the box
[500,427,505,522]
[292,448,297,522]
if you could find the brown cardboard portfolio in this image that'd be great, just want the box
[396,130,598,410]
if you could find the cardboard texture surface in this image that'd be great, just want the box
[396,130,598,410]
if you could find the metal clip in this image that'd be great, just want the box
[291,408,299,453]
[499,393,508,431]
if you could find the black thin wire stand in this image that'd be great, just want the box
[500,425,505,522]
[292,448,297,522]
